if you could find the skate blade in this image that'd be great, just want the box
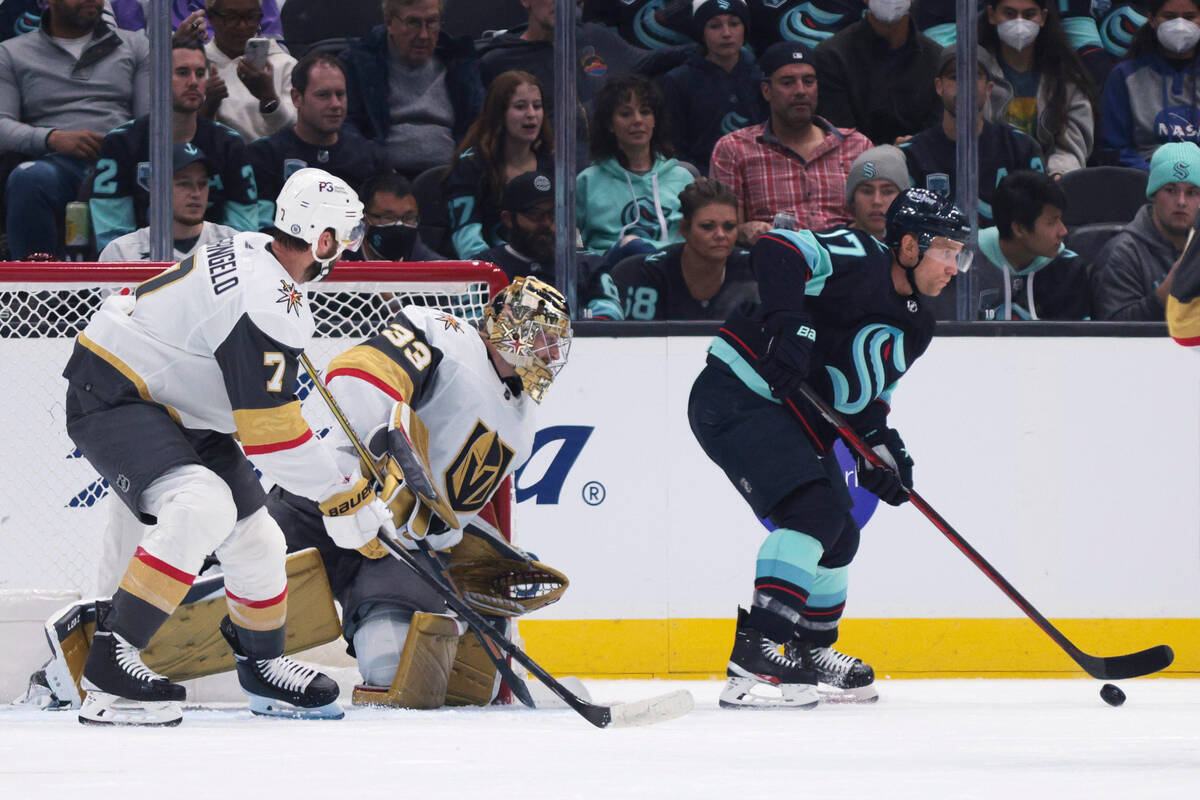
[78,692,182,726]
[718,677,819,710]
[247,694,345,720]
[817,683,879,704]
[605,690,694,728]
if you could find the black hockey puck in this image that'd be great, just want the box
[1100,683,1126,707]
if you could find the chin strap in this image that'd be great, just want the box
[309,240,344,282]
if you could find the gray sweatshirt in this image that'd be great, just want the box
[0,16,149,156]
[1091,204,1179,321]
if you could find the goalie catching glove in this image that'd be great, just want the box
[854,427,913,506]
[319,476,396,558]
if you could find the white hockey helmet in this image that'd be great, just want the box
[273,167,365,280]
[483,277,572,403]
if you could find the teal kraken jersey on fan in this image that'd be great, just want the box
[711,227,936,448]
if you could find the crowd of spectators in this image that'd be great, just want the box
[0,0,1196,325]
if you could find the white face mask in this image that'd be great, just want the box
[868,0,911,25]
[996,18,1040,52]
[1157,18,1200,56]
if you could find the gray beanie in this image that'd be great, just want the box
[845,145,912,205]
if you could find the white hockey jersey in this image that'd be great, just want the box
[322,305,538,540]
[75,231,355,503]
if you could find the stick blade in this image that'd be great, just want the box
[602,689,694,729]
[1084,644,1174,680]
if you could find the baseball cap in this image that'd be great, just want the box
[504,171,554,214]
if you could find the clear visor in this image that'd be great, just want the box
[925,236,973,272]
[341,220,366,253]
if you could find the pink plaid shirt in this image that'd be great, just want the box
[709,118,872,232]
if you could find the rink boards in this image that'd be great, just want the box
[512,333,1200,677]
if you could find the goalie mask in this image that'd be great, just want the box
[483,277,572,403]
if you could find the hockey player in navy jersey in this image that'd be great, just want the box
[688,187,971,708]
[62,168,392,726]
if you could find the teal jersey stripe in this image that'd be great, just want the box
[769,228,834,297]
[707,337,778,403]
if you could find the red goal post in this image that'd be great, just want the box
[0,260,511,598]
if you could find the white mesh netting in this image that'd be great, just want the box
[0,261,506,596]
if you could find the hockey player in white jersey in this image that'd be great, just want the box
[266,276,572,707]
[62,168,395,726]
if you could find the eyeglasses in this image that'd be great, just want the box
[365,210,419,227]
[208,10,264,26]
[398,15,442,33]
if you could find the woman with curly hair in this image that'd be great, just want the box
[979,0,1098,176]
[445,70,553,258]
[576,73,695,260]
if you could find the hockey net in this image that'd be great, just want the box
[0,260,510,598]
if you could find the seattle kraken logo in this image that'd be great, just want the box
[621,197,664,239]
[1174,161,1191,181]
[826,324,907,415]
[720,110,750,134]
[633,0,691,49]
[780,3,855,48]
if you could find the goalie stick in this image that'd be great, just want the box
[298,353,536,708]
[794,382,1174,681]
[300,355,693,725]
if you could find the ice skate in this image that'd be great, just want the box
[787,641,879,703]
[719,609,818,709]
[220,616,344,719]
[78,625,185,727]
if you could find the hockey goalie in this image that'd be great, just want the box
[267,275,573,708]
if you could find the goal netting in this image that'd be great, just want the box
[0,260,509,598]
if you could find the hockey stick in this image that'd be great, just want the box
[793,382,1174,681]
[298,353,537,708]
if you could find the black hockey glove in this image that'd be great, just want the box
[854,427,914,506]
[759,312,816,400]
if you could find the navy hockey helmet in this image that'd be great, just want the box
[884,187,972,268]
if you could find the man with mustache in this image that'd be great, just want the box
[710,42,871,246]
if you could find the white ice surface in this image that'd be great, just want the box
[1,679,1197,800]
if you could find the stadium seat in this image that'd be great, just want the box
[412,165,452,257]
[444,0,527,40]
[1058,166,1148,227]
[1065,222,1126,276]
[677,160,701,179]
[280,0,382,58]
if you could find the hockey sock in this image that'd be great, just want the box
[751,528,822,642]
[225,587,288,658]
[796,564,848,646]
[109,547,196,648]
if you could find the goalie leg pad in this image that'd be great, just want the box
[351,611,466,708]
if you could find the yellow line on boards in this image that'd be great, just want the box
[516,618,1199,679]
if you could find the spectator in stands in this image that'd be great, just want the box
[900,47,1044,227]
[709,42,870,244]
[200,0,296,142]
[812,0,941,145]
[979,0,1095,176]
[248,52,386,230]
[1101,0,1200,170]
[1,0,146,39]
[173,0,283,40]
[1092,141,1200,319]
[576,74,696,257]
[98,142,238,262]
[340,0,483,178]
[477,170,558,283]
[585,176,757,320]
[844,144,910,239]
[354,172,445,261]
[659,0,766,176]
[0,0,149,259]
[88,40,256,251]
[938,169,1090,320]
[445,70,554,259]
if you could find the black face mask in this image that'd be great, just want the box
[366,223,418,261]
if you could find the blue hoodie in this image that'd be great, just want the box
[575,155,695,254]
[1101,52,1200,170]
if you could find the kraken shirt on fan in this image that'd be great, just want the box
[320,305,538,548]
[62,231,354,503]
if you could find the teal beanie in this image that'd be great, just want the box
[1147,141,1200,198]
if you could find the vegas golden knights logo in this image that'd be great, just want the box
[444,420,515,513]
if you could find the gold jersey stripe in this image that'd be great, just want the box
[232,401,309,448]
[1167,295,1200,342]
[77,333,183,425]
[327,344,416,403]
[119,557,192,616]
